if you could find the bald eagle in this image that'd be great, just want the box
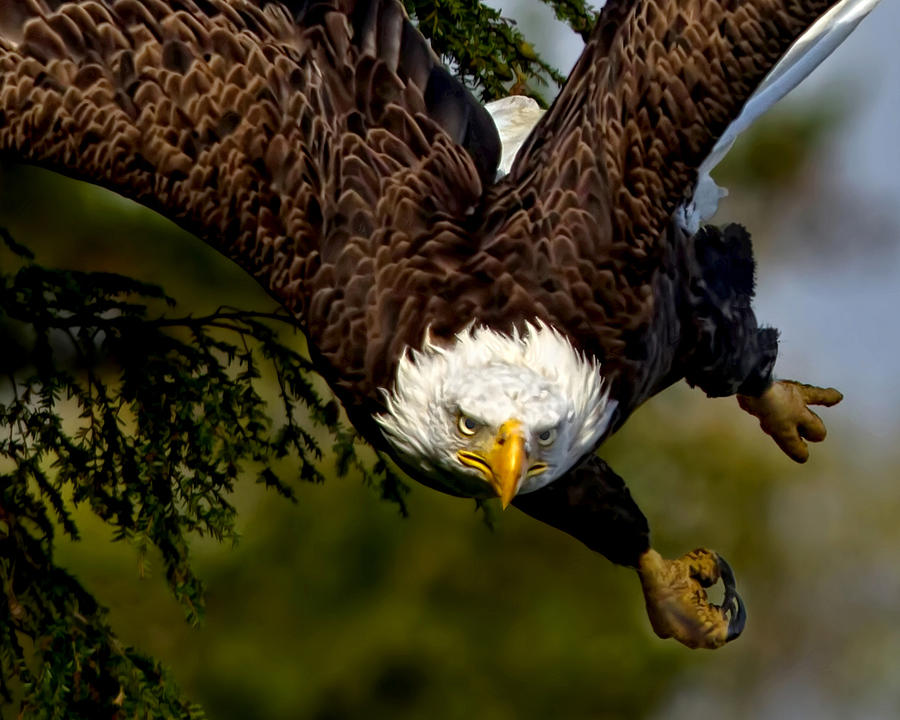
[0,0,879,649]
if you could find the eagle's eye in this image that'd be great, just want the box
[457,414,480,436]
[537,427,557,446]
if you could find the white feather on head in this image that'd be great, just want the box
[376,321,616,497]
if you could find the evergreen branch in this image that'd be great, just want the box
[540,0,598,42]
[1,228,422,713]
[405,0,565,103]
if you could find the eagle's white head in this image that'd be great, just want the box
[376,322,616,506]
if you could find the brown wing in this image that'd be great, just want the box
[0,0,499,410]
[476,0,841,409]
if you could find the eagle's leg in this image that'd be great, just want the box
[737,380,843,463]
[513,455,745,649]
[680,225,842,461]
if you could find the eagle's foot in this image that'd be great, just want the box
[738,380,843,463]
[637,548,746,650]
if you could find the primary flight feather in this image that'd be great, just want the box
[0,0,880,648]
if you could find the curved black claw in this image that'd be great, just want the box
[638,548,747,649]
[717,555,746,643]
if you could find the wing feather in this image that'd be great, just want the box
[682,0,882,230]
[484,1,882,232]
[0,0,500,410]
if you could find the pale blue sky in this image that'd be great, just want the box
[753,1,900,431]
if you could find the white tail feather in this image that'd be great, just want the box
[484,95,545,176]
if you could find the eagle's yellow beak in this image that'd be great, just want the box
[487,420,526,508]
[458,419,526,509]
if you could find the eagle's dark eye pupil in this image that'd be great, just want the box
[539,430,550,440]
[458,414,479,436]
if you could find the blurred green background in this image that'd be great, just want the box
[3,2,900,718]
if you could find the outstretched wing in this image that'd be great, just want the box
[486,0,882,232]
[476,0,864,406]
[0,0,499,394]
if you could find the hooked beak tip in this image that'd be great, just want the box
[457,420,531,509]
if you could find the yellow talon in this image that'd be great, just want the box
[637,548,745,650]
[738,379,843,463]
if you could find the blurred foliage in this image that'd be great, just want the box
[715,101,845,192]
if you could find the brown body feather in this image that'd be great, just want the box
[0,0,834,451]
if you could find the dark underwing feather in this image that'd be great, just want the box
[0,0,843,439]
